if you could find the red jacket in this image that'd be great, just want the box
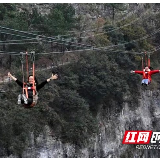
[135,70,159,81]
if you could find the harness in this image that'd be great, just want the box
[141,52,151,82]
[141,51,150,70]
[21,51,38,107]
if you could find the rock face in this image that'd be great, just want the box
[4,3,160,158]
[21,89,160,158]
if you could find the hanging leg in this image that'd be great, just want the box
[17,94,22,104]
[27,98,33,105]
[21,94,28,104]
[141,79,145,85]
[142,79,150,86]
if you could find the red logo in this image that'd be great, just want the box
[122,131,152,144]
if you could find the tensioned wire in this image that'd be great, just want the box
[1,25,160,56]
[0,9,157,56]
[0,7,160,55]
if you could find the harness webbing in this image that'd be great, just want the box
[141,51,151,69]
[26,52,29,79]
[30,52,36,97]
[148,54,150,68]
[21,53,25,94]
[142,57,144,70]
[24,86,28,98]
[20,51,37,107]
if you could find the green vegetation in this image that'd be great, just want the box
[0,3,160,157]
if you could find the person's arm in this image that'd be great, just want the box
[150,70,160,75]
[37,74,58,91]
[8,72,23,87]
[130,70,135,73]
[130,70,143,75]
[46,74,58,82]
[134,71,143,75]
[8,72,17,81]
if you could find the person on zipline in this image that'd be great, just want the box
[8,72,58,105]
[130,66,160,86]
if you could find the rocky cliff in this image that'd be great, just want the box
[15,89,160,158]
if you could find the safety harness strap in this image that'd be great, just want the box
[142,51,150,69]
[20,51,37,107]
[148,54,150,68]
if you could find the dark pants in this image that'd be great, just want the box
[20,94,33,105]
[27,98,33,105]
